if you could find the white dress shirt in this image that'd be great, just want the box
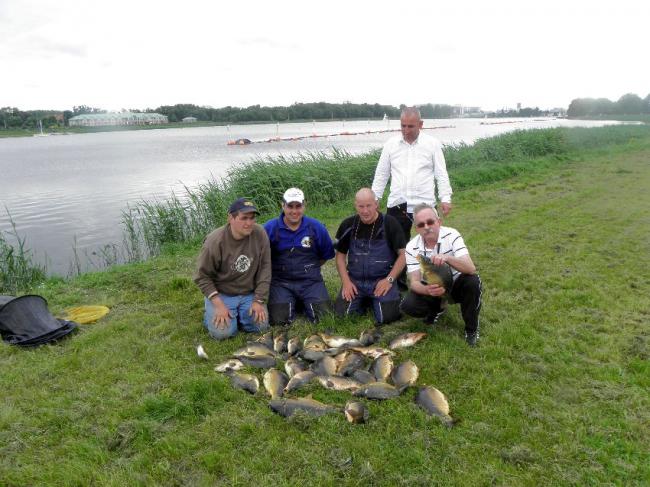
[371,132,452,213]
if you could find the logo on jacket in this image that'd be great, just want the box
[233,254,251,273]
[301,236,312,248]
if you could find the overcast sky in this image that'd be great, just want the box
[1,0,648,112]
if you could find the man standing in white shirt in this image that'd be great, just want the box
[371,106,453,240]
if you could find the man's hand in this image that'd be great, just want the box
[212,301,232,329]
[249,301,267,324]
[440,202,452,217]
[374,278,393,297]
[341,280,358,301]
[423,283,446,297]
[430,254,448,266]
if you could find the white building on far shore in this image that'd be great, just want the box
[69,112,168,127]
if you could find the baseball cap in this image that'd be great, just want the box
[228,197,260,215]
[283,188,305,204]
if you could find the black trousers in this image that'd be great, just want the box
[387,204,412,241]
[400,273,482,334]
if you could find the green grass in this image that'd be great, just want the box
[1,133,649,485]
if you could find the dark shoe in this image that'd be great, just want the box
[465,331,479,347]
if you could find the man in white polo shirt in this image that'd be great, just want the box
[401,203,482,346]
[371,106,453,240]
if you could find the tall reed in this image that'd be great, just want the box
[0,217,47,295]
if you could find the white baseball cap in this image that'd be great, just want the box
[283,188,305,204]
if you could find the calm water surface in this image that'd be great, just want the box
[0,117,619,274]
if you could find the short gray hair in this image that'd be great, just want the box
[413,203,439,219]
[401,106,421,120]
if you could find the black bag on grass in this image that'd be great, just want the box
[0,295,77,347]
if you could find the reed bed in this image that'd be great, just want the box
[0,218,46,294]
[122,125,650,260]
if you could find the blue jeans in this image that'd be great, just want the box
[203,294,269,340]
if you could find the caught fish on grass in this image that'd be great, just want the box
[415,386,458,427]
[389,332,428,350]
[274,332,288,354]
[359,328,381,346]
[344,400,369,424]
[285,357,308,378]
[311,356,338,377]
[371,354,394,382]
[350,346,395,359]
[316,376,361,392]
[226,371,260,395]
[391,360,419,390]
[416,255,453,290]
[284,371,316,394]
[234,343,276,358]
[335,350,366,377]
[287,336,302,356]
[353,382,401,400]
[269,396,339,418]
[318,332,362,348]
[263,369,289,399]
[255,331,274,349]
[237,354,277,369]
[352,369,375,384]
[196,344,209,360]
[214,359,245,373]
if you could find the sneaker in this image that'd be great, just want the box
[465,331,479,347]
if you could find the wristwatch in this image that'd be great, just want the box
[386,276,395,284]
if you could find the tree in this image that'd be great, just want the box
[615,93,644,114]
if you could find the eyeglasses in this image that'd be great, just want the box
[415,219,437,229]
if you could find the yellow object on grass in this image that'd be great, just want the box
[65,305,110,324]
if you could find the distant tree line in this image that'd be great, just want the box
[153,102,403,123]
[567,93,650,118]
[488,107,546,118]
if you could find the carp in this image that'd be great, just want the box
[284,371,316,394]
[237,354,276,369]
[350,346,395,359]
[227,371,259,395]
[287,336,302,356]
[316,376,361,392]
[255,331,274,349]
[353,382,401,400]
[344,400,369,424]
[335,350,366,377]
[273,332,288,355]
[269,396,339,418]
[371,354,394,382]
[416,255,453,290]
[388,332,428,350]
[359,328,381,346]
[285,357,308,378]
[263,369,289,399]
[311,356,338,377]
[214,358,245,373]
[415,386,457,427]
[351,369,376,384]
[318,332,362,348]
[391,360,419,391]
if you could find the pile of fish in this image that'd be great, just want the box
[199,329,457,427]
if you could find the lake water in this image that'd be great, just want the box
[0,117,620,274]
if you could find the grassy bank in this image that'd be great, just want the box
[1,131,649,485]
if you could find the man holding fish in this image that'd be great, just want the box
[400,203,482,346]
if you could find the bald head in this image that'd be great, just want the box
[354,187,379,224]
[400,106,422,119]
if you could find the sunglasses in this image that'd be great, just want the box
[415,219,437,229]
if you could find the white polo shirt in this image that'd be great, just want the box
[371,132,452,213]
[405,226,469,282]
